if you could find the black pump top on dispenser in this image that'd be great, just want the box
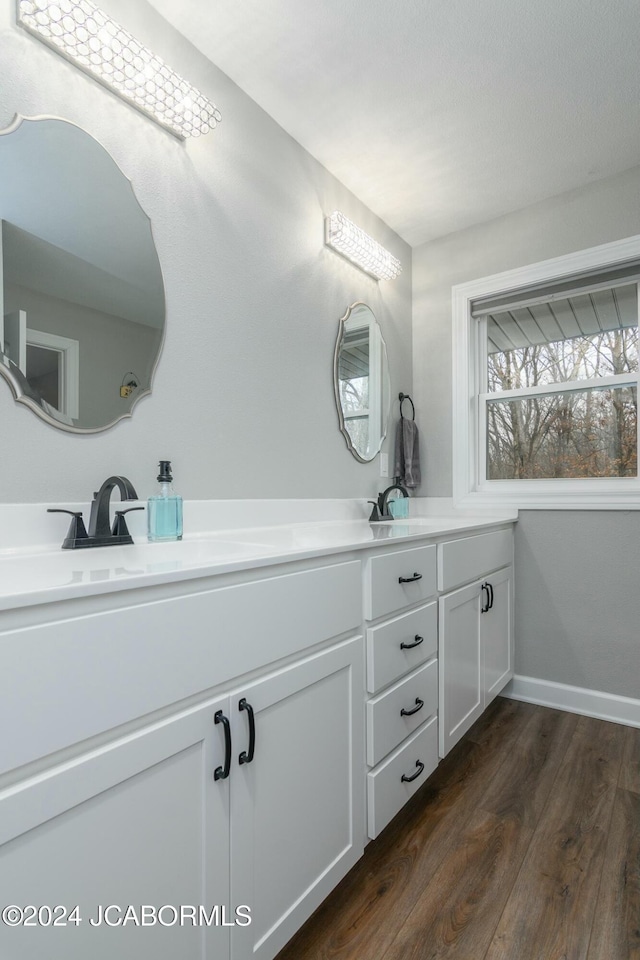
[157,460,173,483]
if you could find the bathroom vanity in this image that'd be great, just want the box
[0,508,515,960]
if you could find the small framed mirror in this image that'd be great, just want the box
[0,115,165,432]
[334,301,391,462]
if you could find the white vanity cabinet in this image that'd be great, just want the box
[229,636,363,960]
[0,514,517,959]
[0,561,364,960]
[438,530,514,757]
[0,693,231,960]
[363,544,440,839]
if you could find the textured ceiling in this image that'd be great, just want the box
[147,0,640,247]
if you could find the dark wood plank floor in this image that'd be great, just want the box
[276,698,640,960]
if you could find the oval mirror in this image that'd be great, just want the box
[0,116,165,432]
[334,301,391,462]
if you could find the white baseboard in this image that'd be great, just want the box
[502,675,640,729]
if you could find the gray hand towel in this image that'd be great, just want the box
[394,417,421,489]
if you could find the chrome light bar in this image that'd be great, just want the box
[17,0,221,139]
[325,211,402,281]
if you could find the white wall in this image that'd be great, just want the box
[0,0,411,503]
[413,165,640,699]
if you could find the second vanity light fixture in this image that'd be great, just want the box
[17,0,221,139]
[325,211,402,281]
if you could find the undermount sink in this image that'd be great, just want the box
[133,538,275,565]
[375,516,476,530]
[196,520,378,551]
[0,538,276,599]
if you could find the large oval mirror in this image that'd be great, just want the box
[0,116,165,432]
[334,301,391,462]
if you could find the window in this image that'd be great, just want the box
[452,235,640,508]
[336,315,384,460]
[338,323,371,453]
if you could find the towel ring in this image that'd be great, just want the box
[399,392,415,420]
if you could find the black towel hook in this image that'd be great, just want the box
[399,392,415,420]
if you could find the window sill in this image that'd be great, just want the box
[455,484,640,511]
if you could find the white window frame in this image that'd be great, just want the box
[452,234,640,510]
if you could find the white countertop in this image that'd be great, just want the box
[0,512,517,611]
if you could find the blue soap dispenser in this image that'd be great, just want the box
[148,460,183,542]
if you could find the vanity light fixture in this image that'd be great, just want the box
[324,211,402,281]
[16,0,221,139]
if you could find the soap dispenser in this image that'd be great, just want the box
[147,460,183,542]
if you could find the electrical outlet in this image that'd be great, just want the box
[380,452,389,478]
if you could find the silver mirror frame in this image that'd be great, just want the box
[0,114,166,433]
[333,301,391,463]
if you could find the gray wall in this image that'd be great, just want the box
[0,0,411,503]
[413,165,640,698]
[5,282,159,428]
[515,511,640,700]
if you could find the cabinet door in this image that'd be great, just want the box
[481,565,513,705]
[438,581,483,757]
[0,699,231,960]
[229,636,364,960]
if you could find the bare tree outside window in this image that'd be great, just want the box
[484,287,638,480]
[339,374,370,453]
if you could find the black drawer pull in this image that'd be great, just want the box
[214,710,231,781]
[401,760,425,783]
[399,572,422,584]
[400,697,424,717]
[400,634,424,650]
[238,698,256,765]
[488,583,494,610]
[481,582,490,613]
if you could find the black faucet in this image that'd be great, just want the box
[48,475,143,549]
[368,480,409,521]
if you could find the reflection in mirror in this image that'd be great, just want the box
[334,302,391,462]
[0,116,165,432]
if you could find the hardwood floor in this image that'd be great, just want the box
[276,698,640,960]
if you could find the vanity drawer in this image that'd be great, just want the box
[364,544,437,621]
[366,601,437,694]
[438,529,513,592]
[0,560,362,776]
[367,714,438,839]
[367,659,438,767]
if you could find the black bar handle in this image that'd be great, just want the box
[401,760,425,783]
[399,572,422,584]
[488,583,494,610]
[400,697,424,717]
[400,634,424,650]
[214,710,232,781]
[481,582,490,613]
[238,698,256,765]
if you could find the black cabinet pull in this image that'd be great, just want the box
[238,698,256,765]
[400,697,424,717]
[399,572,422,584]
[401,760,425,783]
[214,711,231,781]
[481,582,491,613]
[488,583,494,610]
[400,634,424,650]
